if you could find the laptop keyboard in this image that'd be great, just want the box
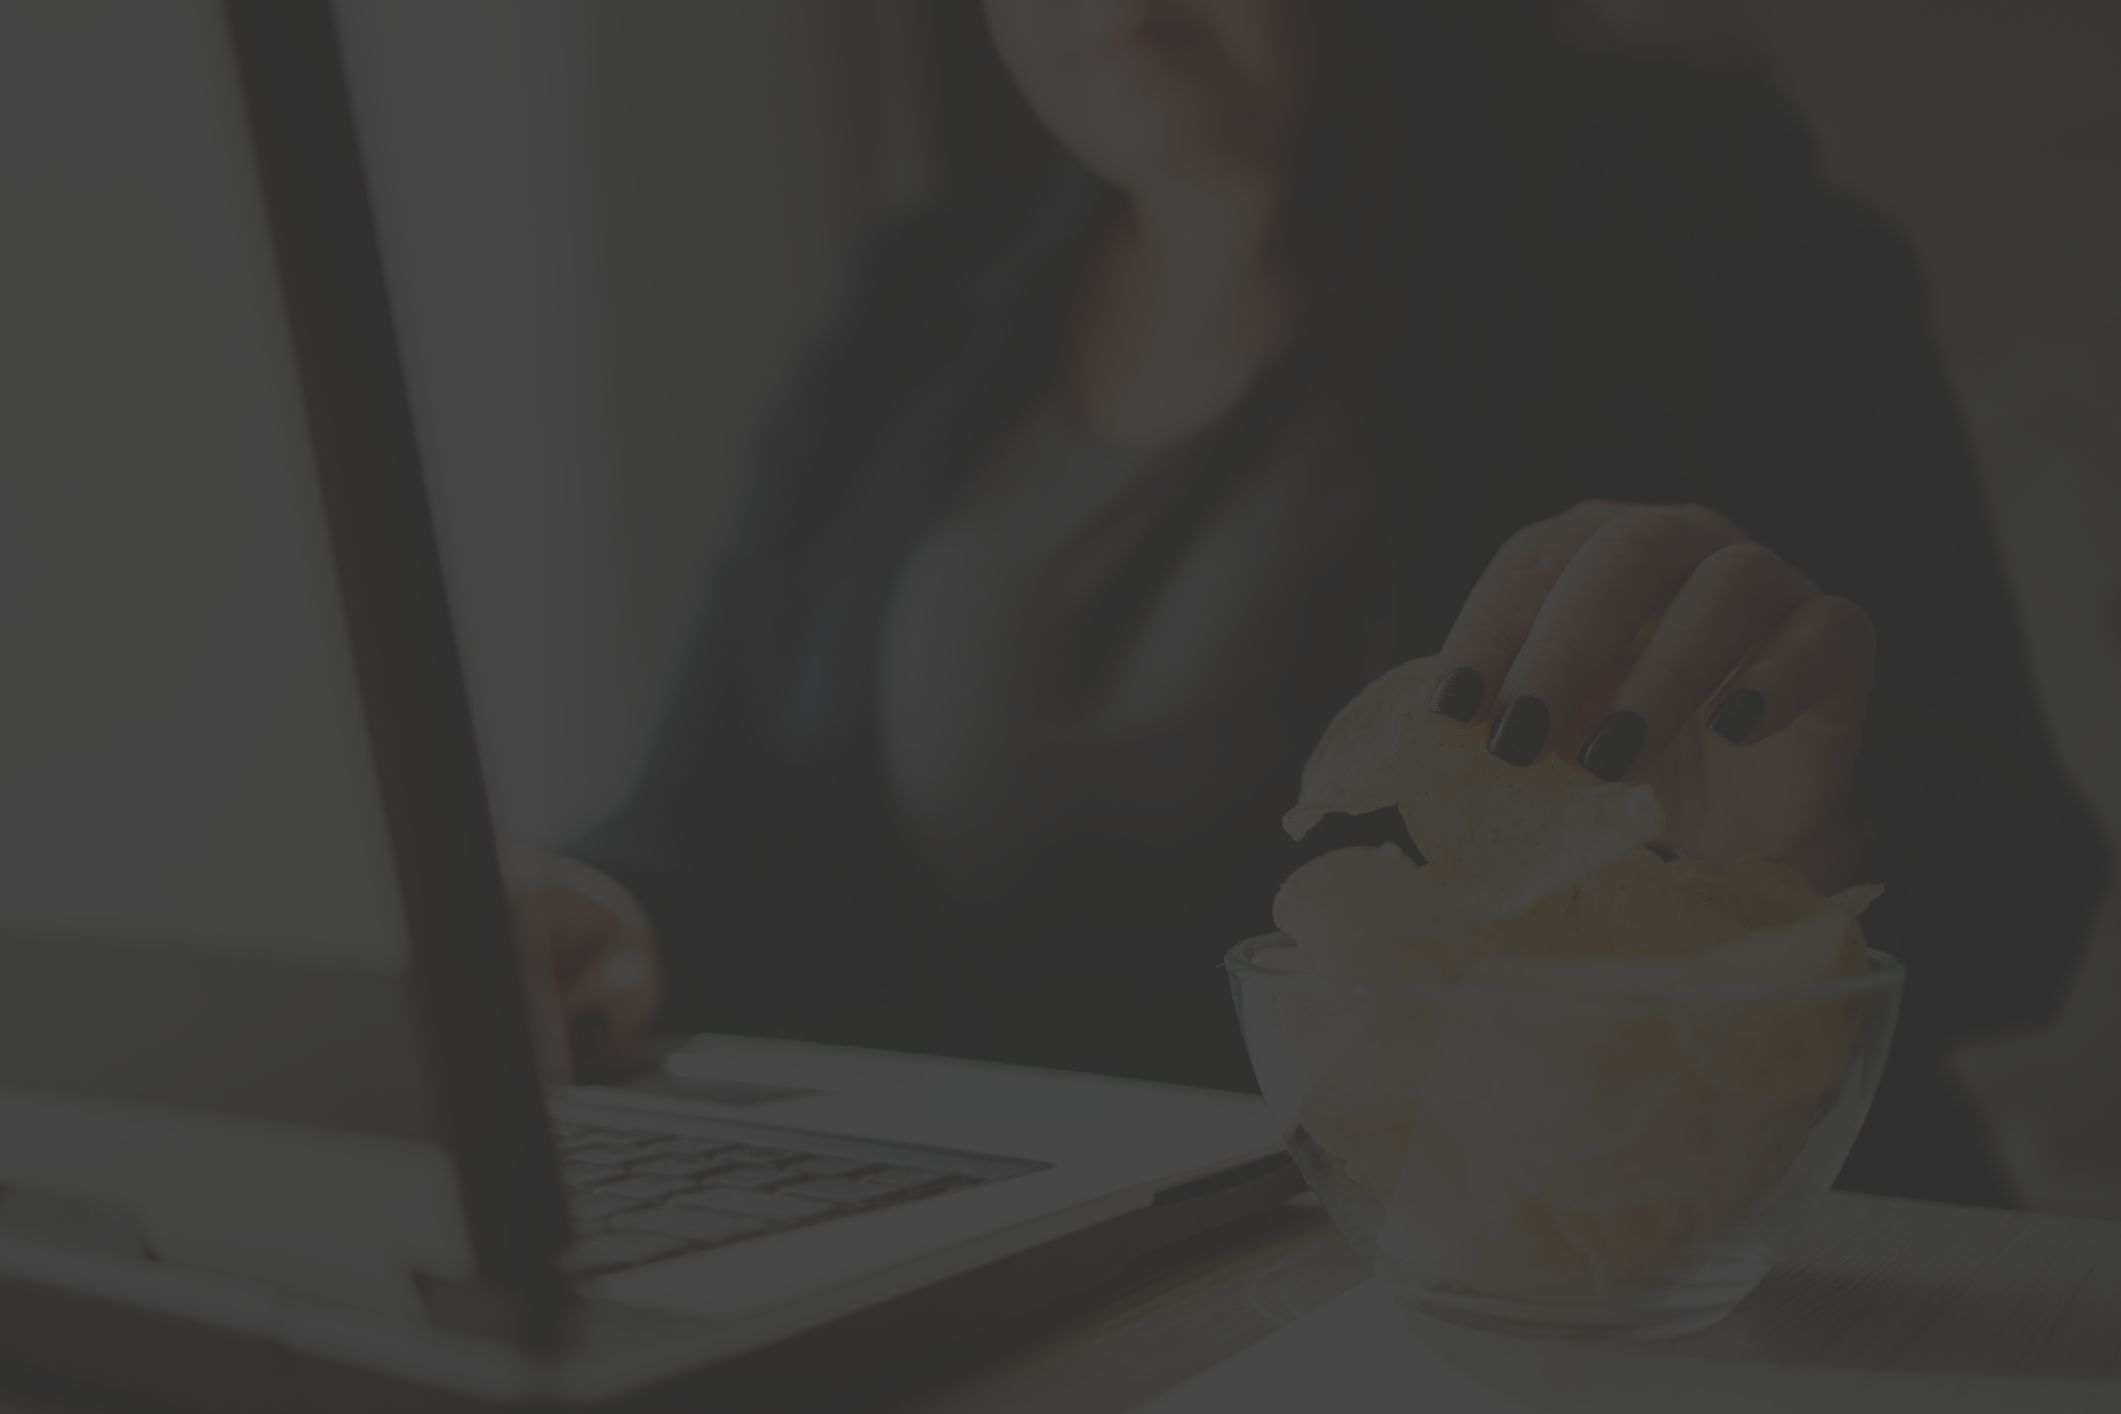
[555,1118,1032,1277]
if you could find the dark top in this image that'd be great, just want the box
[574,68,2105,1207]
[877,367,1395,1084]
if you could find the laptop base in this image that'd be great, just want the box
[0,1158,1299,1413]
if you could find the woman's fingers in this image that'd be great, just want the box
[508,855,666,1076]
[558,939,661,1026]
[1485,505,1745,763]
[1433,501,1875,779]
[1428,500,1633,722]
[1577,542,1817,779]
[1706,594,1878,745]
[559,941,664,1073]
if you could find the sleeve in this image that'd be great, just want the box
[1717,196,2108,1052]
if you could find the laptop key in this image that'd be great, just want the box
[679,1188,834,1223]
[781,1178,896,1207]
[707,1165,796,1190]
[574,1194,649,1222]
[785,1156,874,1179]
[563,1232,690,1277]
[733,1147,802,1166]
[561,1126,624,1144]
[632,1158,708,1180]
[599,1177,691,1202]
[863,1166,956,1191]
[570,1146,645,1168]
[612,1208,762,1246]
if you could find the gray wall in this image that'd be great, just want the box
[339,0,932,849]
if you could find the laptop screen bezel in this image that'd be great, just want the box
[222,0,571,1335]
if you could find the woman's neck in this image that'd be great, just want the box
[1130,170,1292,305]
[1067,173,1306,449]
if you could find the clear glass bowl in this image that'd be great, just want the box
[1227,933,1903,1340]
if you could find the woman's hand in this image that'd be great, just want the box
[508,854,667,1080]
[1428,501,1876,889]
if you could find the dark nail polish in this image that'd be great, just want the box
[1580,711,1649,782]
[1708,688,1766,745]
[1429,667,1484,722]
[1487,695,1550,766]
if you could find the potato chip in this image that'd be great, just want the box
[1664,912,1870,1107]
[1832,883,1886,918]
[1237,963,1350,1137]
[1537,1077,1819,1291]
[1378,1116,1596,1302]
[1545,1197,1711,1296]
[1679,990,1865,1110]
[1425,997,1684,1186]
[1459,903,1861,996]
[1239,965,1432,1163]
[1295,1008,1431,1200]
[1281,657,1443,839]
[1271,844,1442,980]
[1272,844,1598,980]
[1555,847,1711,959]
[1664,855,1835,932]
[1534,1071,1815,1216]
[1284,656,1664,917]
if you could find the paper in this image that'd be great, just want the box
[1138,1283,1526,1413]
[1139,1280,2121,1413]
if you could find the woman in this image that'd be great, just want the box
[522,0,2103,1206]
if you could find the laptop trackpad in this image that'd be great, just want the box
[622,1072,818,1108]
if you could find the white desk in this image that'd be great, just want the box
[0,1194,2113,1411]
[878,1193,2121,1412]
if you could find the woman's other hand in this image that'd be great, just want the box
[508,854,667,1080]
[1429,501,1877,890]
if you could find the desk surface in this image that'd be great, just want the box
[0,1194,2112,1411]
[875,1193,2121,1413]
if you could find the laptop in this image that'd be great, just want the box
[0,2,1292,1407]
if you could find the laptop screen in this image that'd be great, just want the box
[0,0,544,1317]
[0,3,406,976]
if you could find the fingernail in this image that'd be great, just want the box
[1579,711,1649,782]
[1429,666,1484,722]
[1487,695,1550,766]
[1708,688,1766,745]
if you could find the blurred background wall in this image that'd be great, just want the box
[338,0,945,850]
[337,1,2118,1212]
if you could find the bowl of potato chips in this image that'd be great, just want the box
[1231,656,1903,1340]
